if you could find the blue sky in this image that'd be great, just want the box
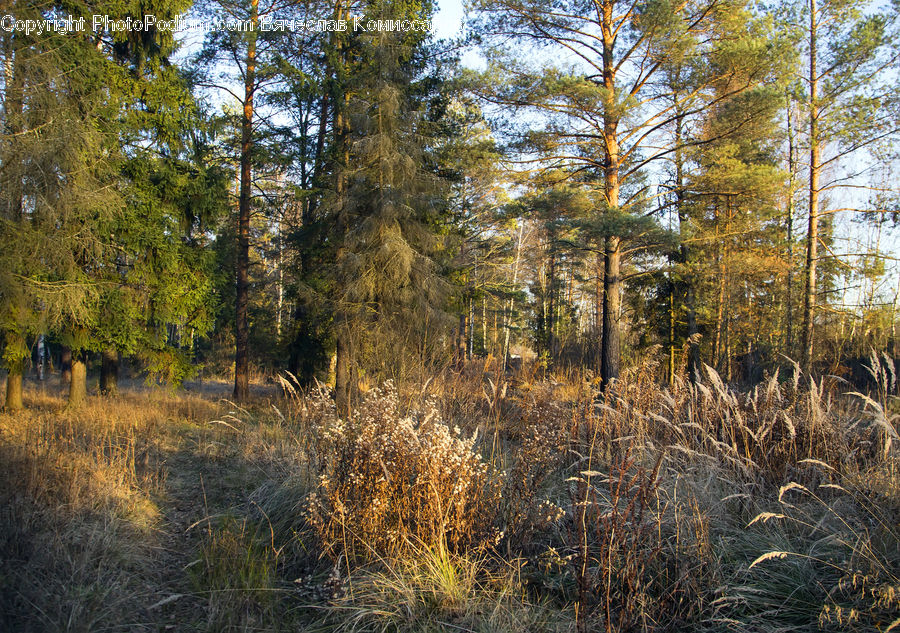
[433,0,465,39]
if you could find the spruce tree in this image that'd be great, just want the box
[328,0,446,414]
[1,2,120,409]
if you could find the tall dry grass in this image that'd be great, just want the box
[0,389,212,631]
[2,353,898,633]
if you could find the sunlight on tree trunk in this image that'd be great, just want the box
[5,357,24,412]
[233,0,258,403]
[68,357,87,408]
[801,0,819,373]
[335,336,350,419]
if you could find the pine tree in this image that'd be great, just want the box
[796,0,898,370]
[194,0,313,400]
[469,0,788,388]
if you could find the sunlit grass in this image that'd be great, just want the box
[1,358,898,632]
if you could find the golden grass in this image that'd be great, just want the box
[1,357,898,632]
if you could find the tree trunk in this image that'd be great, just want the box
[785,95,796,355]
[673,108,700,383]
[99,348,119,396]
[234,0,258,403]
[61,346,72,384]
[502,220,525,372]
[458,313,467,365]
[686,282,700,382]
[334,335,350,418]
[668,279,676,384]
[601,235,621,387]
[547,245,557,363]
[3,46,25,410]
[713,204,727,370]
[482,294,487,356]
[68,356,87,408]
[468,296,474,359]
[330,0,353,417]
[595,252,603,373]
[801,0,819,373]
[5,356,24,411]
[599,0,621,390]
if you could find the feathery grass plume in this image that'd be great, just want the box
[748,551,791,569]
[746,459,900,631]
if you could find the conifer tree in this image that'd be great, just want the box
[328,0,446,414]
[469,0,788,388]
[796,0,898,370]
[194,0,306,400]
[1,1,121,409]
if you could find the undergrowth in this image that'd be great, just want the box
[1,354,898,632]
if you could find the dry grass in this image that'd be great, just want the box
[0,379,306,632]
[311,541,573,633]
[1,355,899,632]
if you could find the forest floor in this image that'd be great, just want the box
[1,363,899,632]
[0,376,311,631]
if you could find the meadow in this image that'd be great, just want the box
[1,356,898,632]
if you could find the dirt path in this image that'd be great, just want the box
[138,400,285,629]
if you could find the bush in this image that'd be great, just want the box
[307,382,503,560]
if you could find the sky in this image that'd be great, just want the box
[432,0,466,40]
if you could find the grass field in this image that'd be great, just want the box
[1,359,898,632]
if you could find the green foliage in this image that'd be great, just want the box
[325,0,455,382]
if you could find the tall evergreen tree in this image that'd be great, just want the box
[469,0,788,388]
[796,0,898,370]
[1,0,121,409]
[327,0,446,414]
[194,0,317,400]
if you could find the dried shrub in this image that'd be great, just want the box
[566,448,666,633]
[503,397,573,552]
[307,382,502,559]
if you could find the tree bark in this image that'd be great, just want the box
[668,279,676,384]
[68,356,87,408]
[785,95,796,356]
[601,235,621,387]
[3,45,25,410]
[595,252,603,373]
[458,313,467,365]
[713,203,727,370]
[5,356,24,411]
[334,336,350,418]
[502,220,525,372]
[234,0,258,403]
[672,108,700,382]
[99,348,119,396]
[61,346,72,384]
[801,0,819,373]
[547,245,557,362]
[482,294,488,356]
[330,0,354,416]
[599,0,621,390]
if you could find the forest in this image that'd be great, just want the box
[1,0,899,631]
